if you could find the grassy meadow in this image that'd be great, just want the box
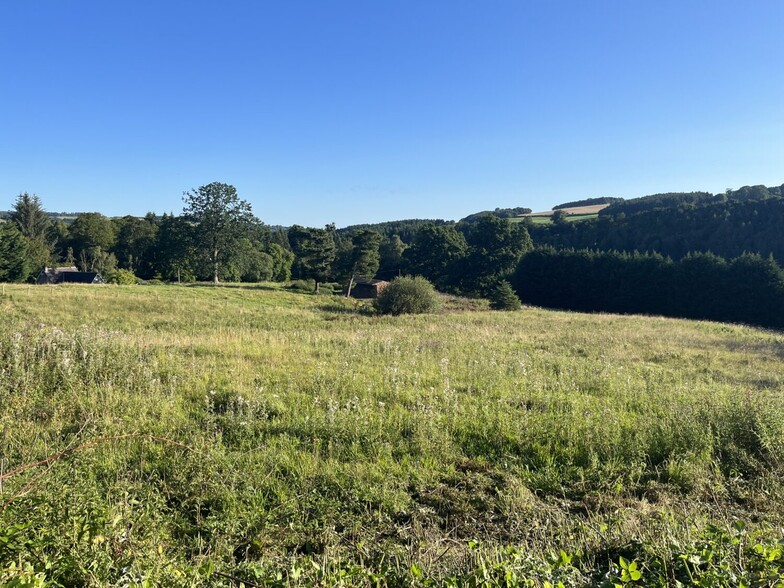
[1,283,783,586]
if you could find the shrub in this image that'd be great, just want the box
[286,279,315,292]
[112,268,138,285]
[374,275,440,315]
[489,280,521,311]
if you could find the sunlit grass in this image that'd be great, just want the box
[0,283,782,585]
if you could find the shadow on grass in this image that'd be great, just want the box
[182,282,281,292]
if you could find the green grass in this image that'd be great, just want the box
[0,283,783,586]
[513,213,600,225]
[563,213,599,222]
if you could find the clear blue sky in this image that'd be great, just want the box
[1,1,782,227]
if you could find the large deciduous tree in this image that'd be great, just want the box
[69,213,117,252]
[182,182,256,284]
[68,212,118,275]
[268,243,295,282]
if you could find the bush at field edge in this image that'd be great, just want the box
[374,275,440,315]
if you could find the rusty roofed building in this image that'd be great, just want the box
[343,278,389,299]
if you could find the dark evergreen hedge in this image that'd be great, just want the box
[513,248,784,329]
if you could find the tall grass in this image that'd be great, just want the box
[0,283,782,585]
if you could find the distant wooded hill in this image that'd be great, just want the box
[337,219,451,242]
[529,183,784,263]
[552,197,622,210]
[458,207,532,223]
[598,185,782,217]
[0,211,93,223]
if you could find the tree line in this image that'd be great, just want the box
[513,248,784,329]
[0,183,532,297]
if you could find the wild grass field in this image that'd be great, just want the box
[1,284,783,586]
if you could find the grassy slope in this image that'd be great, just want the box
[0,284,783,586]
[512,214,599,225]
[514,204,609,225]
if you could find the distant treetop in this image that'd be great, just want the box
[459,207,532,223]
[337,219,450,243]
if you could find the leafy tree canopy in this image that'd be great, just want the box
[69,213,117,253]
[182,182,256,283]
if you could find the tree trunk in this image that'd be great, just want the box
[213,250,219,284]
[314,281,320,294]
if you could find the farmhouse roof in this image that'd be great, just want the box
[37,266,104,285]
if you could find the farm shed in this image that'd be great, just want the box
[36,266,105,285]
[343,278,389,299]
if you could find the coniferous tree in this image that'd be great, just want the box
[458,216,532,295]
[404,223,467,291]
[10,193,50,242]
[10,193,53,273]
[0,223,31,282]
[289,224,336,292]
[334,230,382,282]
[155,213,196,282]
[489,280,522,311]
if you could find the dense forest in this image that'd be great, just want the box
[2,181,784,328]
[531,185,784,262]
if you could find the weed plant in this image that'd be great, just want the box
[0,283,782,586]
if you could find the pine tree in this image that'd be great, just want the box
[489,280,522,311]
[10,193,50,241]
[0,223,31,282]
[10,193,53,272]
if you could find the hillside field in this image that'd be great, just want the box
[1,284,783,586]
[514,205,610,225]
[522,205,610,217]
